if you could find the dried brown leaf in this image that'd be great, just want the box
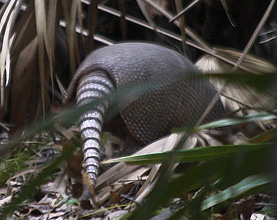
[34,0,48,115]
[10,37,39,129]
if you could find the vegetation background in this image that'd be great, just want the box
[0,0,276,219]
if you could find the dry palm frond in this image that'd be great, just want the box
[0,0,23,108]
[1,0,70,130]
[195,48,276,111]
[8,1,58,130]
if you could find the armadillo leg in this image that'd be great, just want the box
[76,71,114,191]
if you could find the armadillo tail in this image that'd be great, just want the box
[76,71,114,189]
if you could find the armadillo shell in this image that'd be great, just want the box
[66,43,225,145]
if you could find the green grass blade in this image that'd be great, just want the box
[174,111,277,132]
[105,144,269,165]
[202,174,272,210]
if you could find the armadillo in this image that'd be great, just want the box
[65,42,226,195]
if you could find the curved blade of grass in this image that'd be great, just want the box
[167,174,271,219]
[196,71,276,89]
[202,174,272,210]
[169,147,272,198]
[173,111,277,133]
[104,143,269,165]
[249,128,277,143]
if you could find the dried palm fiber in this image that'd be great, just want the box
[195,48,277,112]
